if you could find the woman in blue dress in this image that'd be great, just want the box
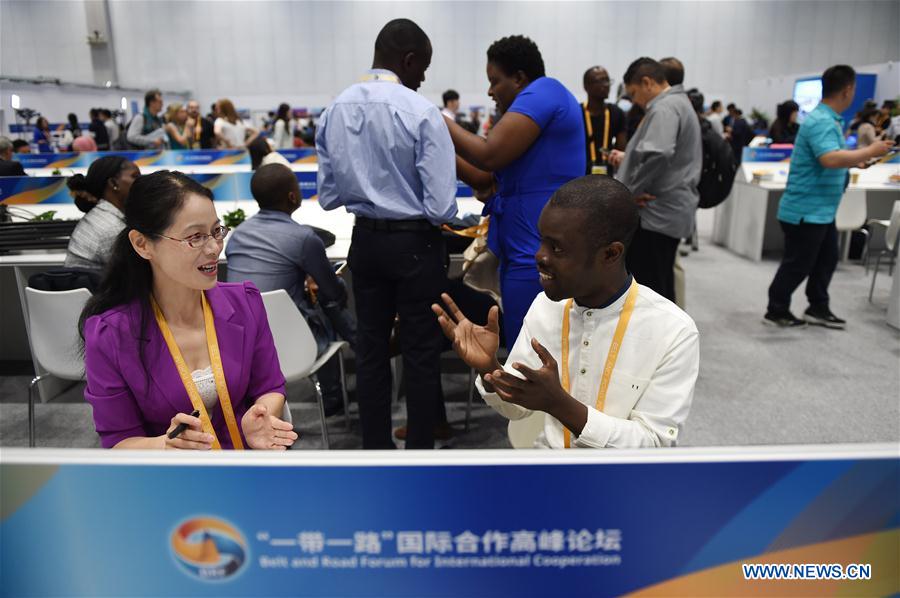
[444,35,585,347]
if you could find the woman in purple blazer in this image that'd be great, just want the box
[80,170,297,450]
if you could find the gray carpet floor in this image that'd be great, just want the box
[1,238,898,450]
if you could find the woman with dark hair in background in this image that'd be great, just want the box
[33,117,54,153]
[79,170,297,450]
[768,100,800,144]
[855,106,883,148]
[248,136,290,170]
[65,157,141,271]
[443,35,585,346]
[67,113,82,139]
[271,103,293,149]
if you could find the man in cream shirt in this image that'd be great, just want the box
[433,175,699,448]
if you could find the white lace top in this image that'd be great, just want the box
[191,366,219,409]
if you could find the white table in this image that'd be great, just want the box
[712,164,900,262]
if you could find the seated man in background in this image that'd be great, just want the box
[434,175,699,448]
[0,136,26,176]
[226,164,356,416]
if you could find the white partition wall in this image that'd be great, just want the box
[3,1,899,117]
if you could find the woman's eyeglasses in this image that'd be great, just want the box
[157,225,230,249]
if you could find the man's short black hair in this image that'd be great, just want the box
[12,139,29,151]
[711,100,722,110]
[659,56,685,86]
[144,88,161,106]
[250,163,298,210]
[822,65,856,98]
[374,18,430,62]
[548,175,639,253]
[727,103,736,110]
[442,89,459,106]
[686,88,704,113]
[623,57,666,86]
[582,65,609,87]
[486,35,545,82]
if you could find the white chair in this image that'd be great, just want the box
[834,190,867,261]
[23,287,92,447]
[261,289,350,449]
[508,412,546,449]
[868,202,900,302]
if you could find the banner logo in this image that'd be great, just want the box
[171,516,247,581]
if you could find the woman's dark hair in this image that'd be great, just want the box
[860,106,880,124]
[67,113,80,133]
[66,156,130,213]
[486,35,545,82]
[776,100,799,124]
[79,170,215,358]
[248,137,272,170]
[36,116,50,130]
[276,103,291,126]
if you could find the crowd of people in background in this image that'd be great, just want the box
[6,75,897,162]
[1,17,897,453]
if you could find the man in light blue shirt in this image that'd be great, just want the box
[316,19,457,449]
[766,65,893,328]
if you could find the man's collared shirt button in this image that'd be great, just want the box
[580,368,586,375]
[583,340,589,347]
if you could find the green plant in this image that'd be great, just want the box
[750,108,770,126]
[223,208,246,228]
[31,210,57,221]
[51,168,62,175]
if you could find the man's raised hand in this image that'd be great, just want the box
[432,293,500,374]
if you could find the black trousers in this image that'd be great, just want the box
[626,226,680,301]
[349,225,447,449]
[767,220,838,313]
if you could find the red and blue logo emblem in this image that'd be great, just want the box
[170,516,247,581]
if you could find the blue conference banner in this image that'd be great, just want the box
[0,173,473,204]
[12,148,319,169]
[0,449,897,597]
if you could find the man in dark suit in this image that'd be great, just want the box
[0,137,27,176]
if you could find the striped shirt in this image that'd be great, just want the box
[64,200,125,271]
[778,103,847,225]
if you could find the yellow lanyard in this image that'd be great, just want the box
[583,103,611,164]
[360,72,400,84]
[560,280,638,448]
[151,292,244,450]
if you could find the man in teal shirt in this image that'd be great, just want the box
[765,65,894,328]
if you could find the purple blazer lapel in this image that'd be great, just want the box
[206,286,246,402]
[137,304,195,417]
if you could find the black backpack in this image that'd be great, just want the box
[697,117,738,209]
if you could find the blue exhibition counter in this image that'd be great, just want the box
[1,444,897,597]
